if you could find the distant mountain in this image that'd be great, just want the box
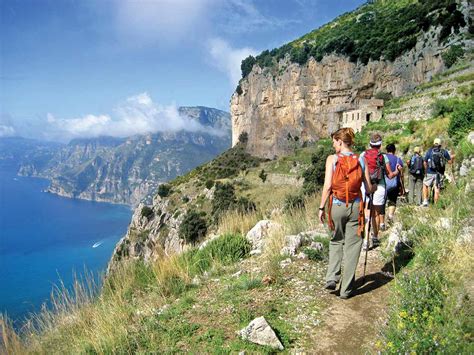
[15,106,231,206]
[0,137,62,169]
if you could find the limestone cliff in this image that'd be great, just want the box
[231,4,472,159]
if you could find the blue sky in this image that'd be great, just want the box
[0,0,365,141]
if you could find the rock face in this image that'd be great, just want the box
[17,107,231,206]
[231,29,467,159]
[108,195,187,272]
[239,316,284,350]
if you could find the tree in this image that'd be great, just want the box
[238,132,249,144]
[259,169,267,183]
[241,56,256,78]
[179,210,208,244]
[157,184,171,198]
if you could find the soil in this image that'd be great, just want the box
[307,248,393,354]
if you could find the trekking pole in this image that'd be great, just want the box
[363,193,374,284]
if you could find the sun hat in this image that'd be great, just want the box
[413,146,421,153]
[433,138,441,146]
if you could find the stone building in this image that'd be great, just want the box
[340,99,384,132]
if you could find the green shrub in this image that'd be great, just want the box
[302,142,333,195]
[211,183,256,222]
[157,184,172,198]
[283,193,305,212]
[374,91,393,101]
[205,179,214,189]
[235,197,256,214]
[183,234,251,275]
[405,119,418,134]
[258,169,267,183]
[238,132,248,144]
[140,206,154,220]
[442,45,465,68]
[179,210,208,244]
[432,97,460,118]
[448,97,474,138]
[235,84,243,95]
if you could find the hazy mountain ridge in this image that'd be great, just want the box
[13,107,231,206]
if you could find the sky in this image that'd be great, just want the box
[0,0,365,142]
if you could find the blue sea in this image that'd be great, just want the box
[0,164,132,326]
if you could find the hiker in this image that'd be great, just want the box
[422,138,453,206]
[360,133,401,250]
[385,144,404,223]
[318,127,375,299]
[407,146,424,205]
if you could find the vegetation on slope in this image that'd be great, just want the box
[240,0,470,79]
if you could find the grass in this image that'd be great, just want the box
[378,179,474,353]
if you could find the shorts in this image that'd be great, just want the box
[423,173,444,188]
[373,184,386,206]
[386,188,398,207]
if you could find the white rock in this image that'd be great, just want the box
[250,249,262,256]
[191,276,201,286]
[280,258,292,268]
[239,316,284,350]
[280,234,302,256]
[246,220,282,251]
[232,270,243,278]
[386,222,406,253]
[296,252,308,260]
[435,217,452,230]
[468,131,474,145]
[309,241,324,251]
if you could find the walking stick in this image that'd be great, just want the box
[363,193,374,284]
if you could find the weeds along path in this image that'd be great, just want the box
[309,247,392,354]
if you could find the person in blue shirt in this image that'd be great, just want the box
[422,138,453,206]
[385,143,404,223]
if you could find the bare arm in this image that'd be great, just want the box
[385,162,399,179]
[362,157,374,194]
[318,155,334,223]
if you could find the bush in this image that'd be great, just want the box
[235,84,243,95]
[241,56,256,78]
[258,169,267,183]
[431,98,460,118]
[205,179,214,189]
[211,183,256,222]
[183,234,251,275]
[442,45,465,68]
[140,206,154,220]
[283,193,305,212]
[302,142,333,195]
[179,210,208,244]
[448,97,474,138]
[157,184,172,198]
[238,131,248,144]
[374,91,393,101]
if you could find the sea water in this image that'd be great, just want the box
[0,164,132,326]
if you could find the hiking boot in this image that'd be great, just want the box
[325,280,337,290]
[422,200,429,207]
[339,292,353,300]
[372,237,380,248]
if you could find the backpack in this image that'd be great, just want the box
[364,148,385,184]
[429,148,446,172]
[409,154,423,175]
[327,154,365,237]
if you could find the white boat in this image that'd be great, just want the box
[92,241,103,248]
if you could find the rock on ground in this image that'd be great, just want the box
[246,220,282,251]
[239,316,284,350]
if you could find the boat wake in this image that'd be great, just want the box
[92,241,103,248]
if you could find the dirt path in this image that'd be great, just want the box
[308,248,393,354]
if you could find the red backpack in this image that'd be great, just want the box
[365,148,385,184]
[327,154,365,237]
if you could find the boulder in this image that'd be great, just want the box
[280,234,302,256]
[385,222,409,254]
[239,316,284,350]
[280,258,292,268]
[246,220,282,251]
[309,241,324,251]
[435,217,452,230]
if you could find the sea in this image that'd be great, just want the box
[0,163,132,327]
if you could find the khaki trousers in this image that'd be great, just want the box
[326,200,362,297]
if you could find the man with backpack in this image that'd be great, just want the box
[385,144,404,223]
[422,138,453,206]
[407,146,424,205]
[360,133,400,250]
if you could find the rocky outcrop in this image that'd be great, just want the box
[231,27,470,159]
[108,195,187,272]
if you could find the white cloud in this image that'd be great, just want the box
[43,92,224,142]
[0,124,16,137]
[114,0,214,45]
[208,38,258,87]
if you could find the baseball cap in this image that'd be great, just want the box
[414,146,421,153]
[433,138,441,146]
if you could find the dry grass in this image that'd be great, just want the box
[217,209,263,237]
